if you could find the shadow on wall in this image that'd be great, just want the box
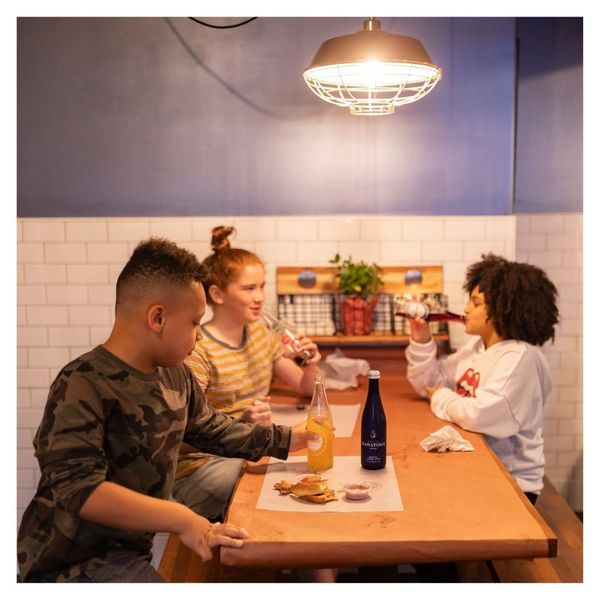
[517,17,582,79]
[565,451,583,515]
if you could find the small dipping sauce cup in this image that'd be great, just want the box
[343,482,372,501]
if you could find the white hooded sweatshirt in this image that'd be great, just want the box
[406,337,552,494]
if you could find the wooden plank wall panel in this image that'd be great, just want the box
[276,266,444,295]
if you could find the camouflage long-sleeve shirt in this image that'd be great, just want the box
[17,345,291,582]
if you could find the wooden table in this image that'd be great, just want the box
[220,357,557,570]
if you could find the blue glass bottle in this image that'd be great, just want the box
[361,369,387,470]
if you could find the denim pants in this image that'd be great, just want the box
[171,455,245,521]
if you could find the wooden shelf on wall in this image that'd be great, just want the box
[313,334,449,346]
[276,265,444,295]
[276,265,451,352]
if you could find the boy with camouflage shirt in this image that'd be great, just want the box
[17,238,310,582]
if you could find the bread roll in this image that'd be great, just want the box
[289,481,327,497]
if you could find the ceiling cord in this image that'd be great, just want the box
[188,17,258,29]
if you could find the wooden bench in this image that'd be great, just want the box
[457,477,583,583]
[158,476,582,583]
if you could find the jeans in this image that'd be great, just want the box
[171,455,244,521]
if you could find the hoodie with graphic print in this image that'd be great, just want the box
[406,336,552,494]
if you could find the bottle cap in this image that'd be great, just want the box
[407,302,429,319]
[368,370,380,379]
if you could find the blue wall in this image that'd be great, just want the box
[514,18,583,213]
[17,17,582,218]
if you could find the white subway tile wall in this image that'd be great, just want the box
[516,214,583,510]
[16,214,583,526]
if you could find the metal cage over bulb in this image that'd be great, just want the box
[303,18,442,116]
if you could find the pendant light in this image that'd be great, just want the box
[303,17,442,116]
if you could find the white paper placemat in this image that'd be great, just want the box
[270,404,360,438]
[256,456,403,512]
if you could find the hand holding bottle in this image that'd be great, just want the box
[290,335,321,366]
[263,311,315,366]
[289,423,320,452]
[409,317,432,343]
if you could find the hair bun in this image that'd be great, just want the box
[211,225,235,253]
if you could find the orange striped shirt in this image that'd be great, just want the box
[185,320,285,416]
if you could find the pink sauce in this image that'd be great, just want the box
[344,483,371,500]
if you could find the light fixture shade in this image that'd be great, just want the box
[303,19,442,115]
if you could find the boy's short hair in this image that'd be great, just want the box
[464,253,559,346]
[115,238,206,313]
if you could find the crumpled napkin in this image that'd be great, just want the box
[319,348,370,390]
[420,425,475,453]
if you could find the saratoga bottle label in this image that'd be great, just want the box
[361,439,386,461]
[361,370,387,470]
[362,440,386,448]
[362,429,385,448]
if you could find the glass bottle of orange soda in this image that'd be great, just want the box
[306,375,334,472]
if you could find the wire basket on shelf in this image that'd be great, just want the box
[277,292,441,337]
[274,265,450,339]
[277,293,337,336]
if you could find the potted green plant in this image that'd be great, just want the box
[330,253,384,335]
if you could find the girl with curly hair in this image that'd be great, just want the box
[406,254,559,504]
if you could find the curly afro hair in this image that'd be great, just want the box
[463,254,559,346]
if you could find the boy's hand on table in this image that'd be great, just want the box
[177,512,249,561]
